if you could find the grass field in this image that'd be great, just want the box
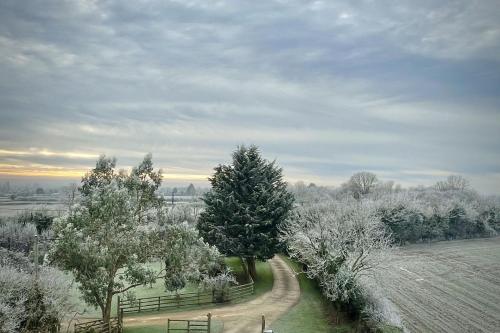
[369,237,500,333]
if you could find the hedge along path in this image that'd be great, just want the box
[124,255,300,333]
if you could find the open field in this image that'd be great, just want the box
[372,237,500,333]
[0,194,66,217]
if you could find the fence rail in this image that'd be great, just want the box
[118,281,254,316]
[74,317,121,333]
[167,313,211,333]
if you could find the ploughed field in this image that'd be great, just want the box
[376,237,500,333]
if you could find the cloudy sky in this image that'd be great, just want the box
[0,0,499,193]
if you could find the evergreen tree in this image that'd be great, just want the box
[197,145,294,280]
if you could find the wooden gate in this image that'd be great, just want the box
[167,313,211,333]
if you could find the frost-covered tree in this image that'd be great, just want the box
[156,219,225,292]
[51,155,222,323]
[281,200,391,307]
[0,249,74,333]
[51,155,163,322]
[289,181,334,205]
[0,220,37,253]
[197,145,294,280]
[435,175,469,191]
[345,172,378,199]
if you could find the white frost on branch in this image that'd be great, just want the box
[280,200,391,303]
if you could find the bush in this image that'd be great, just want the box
[0,250,74,333]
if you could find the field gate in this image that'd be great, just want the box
[167,313,211,333]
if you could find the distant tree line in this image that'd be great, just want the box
[290,173,500,245]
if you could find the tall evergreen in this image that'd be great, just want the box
[197,145,294,280]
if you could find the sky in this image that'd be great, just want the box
[0,0,499,193]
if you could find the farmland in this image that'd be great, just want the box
[0,193,66,217]
[371,237,500,333]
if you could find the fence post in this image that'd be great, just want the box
[207,313,212,333]
[117,296,120,317]
[158,296,160,311]
[167,319,170,333]
[138,299,141,312]
[261,315,265,333]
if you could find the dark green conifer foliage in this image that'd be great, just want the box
[197,145,294,280]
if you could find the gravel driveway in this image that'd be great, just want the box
[124,255,300,333]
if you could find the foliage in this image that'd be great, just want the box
[0,250,74,333]
[373,189,499,244]
[17,209,54,234]
[281,200,391,310]
[50,155,221,323]
[201,270,236,302]
[197,145,294,279]
[289,181,334,205]
[164,204,200,226]
[156,220,225,293]
[0,220,38,253]
[360,285,403,330]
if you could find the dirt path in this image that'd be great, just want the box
[124,255,300,332]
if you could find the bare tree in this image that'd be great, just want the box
[347,172,378,199]
[435,175,469,191]
[62,183,78,211]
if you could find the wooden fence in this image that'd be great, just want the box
[167,313,211,333]
[118,281,254,316]
[74,317,121,333]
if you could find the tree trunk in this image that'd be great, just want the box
[239,257,249,279]
[245,257,257,281]
[102,292,113,323]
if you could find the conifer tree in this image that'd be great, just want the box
[197,145,294,280]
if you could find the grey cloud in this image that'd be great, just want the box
[0,0,499,192]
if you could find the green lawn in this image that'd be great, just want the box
[225,257,274,297]
[271,256,346,333]
[71,261,198,318]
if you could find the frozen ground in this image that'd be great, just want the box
[373,237,500,333]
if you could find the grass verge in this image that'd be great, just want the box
[272,256,349,333]
[273,256,402,333]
